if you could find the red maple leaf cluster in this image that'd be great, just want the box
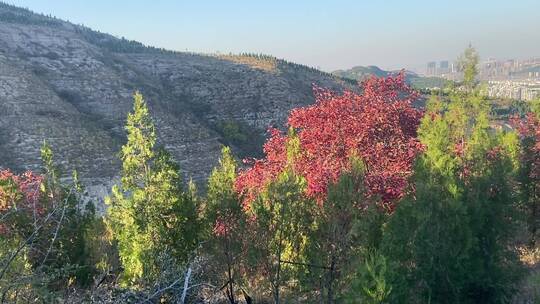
[236,73,424,211]
[0,169,44,235]
[512,113,540,180]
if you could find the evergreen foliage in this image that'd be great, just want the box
[106,92,201,286]
[0,46,537,303]
[204,146,247,304]
[457,45,480,92]
[380,77,523,304]
[0,143,96,301]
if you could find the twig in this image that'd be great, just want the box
[142,277,183,303]
[0,209,15,223]
[180,267,192,304]
[40,190,69,266]
[0,205,59,281]
[279,260,331,270]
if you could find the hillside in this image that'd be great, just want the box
[333,65,450,89]
[332,65,388,80]
[0,2,351,196]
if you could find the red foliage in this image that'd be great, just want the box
[236,73,424,211]
[212,214,242,237]
[0,169,44,235]
[212,219,228,237]
[512,113,540,179]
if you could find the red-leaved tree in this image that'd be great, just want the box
[512,112,540,246]
[0,170,44,236]
[236,73,424,211]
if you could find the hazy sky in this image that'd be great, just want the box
[5,0,540,71]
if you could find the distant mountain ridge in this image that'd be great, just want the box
[0,2,352,200]
[332,65,390,80]
[332,65,449,89]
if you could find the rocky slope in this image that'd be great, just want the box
[0,3,350,200]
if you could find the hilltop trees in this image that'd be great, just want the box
[301,160,376,303]
[370,47,525,303]
[512,98,540,247]
[236,72,423,209]
[457,44,479,91]
[248,168,312,304]
[0,143,96,301]
[228,48,527,303]
[235,73,424,303]
[34,143,96,286]
[381,92,523,303]
[106,92,202,286]
[204,147,247,304]
[0,47,535,303]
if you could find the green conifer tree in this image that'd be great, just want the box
[457,45,479,92]
[381,92,523,303]
[516,98,540,247]
[204,146,246,304]
[248,168,311,304]
[106,92,201,285]
[245,131,314,303]
[303,157,374,304]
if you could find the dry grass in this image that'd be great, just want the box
[519,246,540,266]
[513,246,540,304]
[219,55,278,72]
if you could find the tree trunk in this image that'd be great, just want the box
[326,256,336,304]
[225,235,236,304]
[527,183,539,248]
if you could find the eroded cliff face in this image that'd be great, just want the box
[0,3,350,201]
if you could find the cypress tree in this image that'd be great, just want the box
[381,92,523,303]
[106,92,201,285]
[205,146,246,304]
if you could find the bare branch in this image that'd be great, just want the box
[142,277,183,303]
[39,187,72,266]
[180,267,192,304]
[0,204,60,281]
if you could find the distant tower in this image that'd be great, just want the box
[439,60,449,75]
[427,61,436,76]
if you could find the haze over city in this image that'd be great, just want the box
[5,0,540,71]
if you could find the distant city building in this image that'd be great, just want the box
[451,62,457,73]
[425,56,540,85]
[438,60,449,75]
[439,61,449,69]
[427,61,436,76]
[487,80,540,101]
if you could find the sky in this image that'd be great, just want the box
[5,0,540,72]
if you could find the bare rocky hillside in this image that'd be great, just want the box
[0,3,351,199]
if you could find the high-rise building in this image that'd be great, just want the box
[439,60,449,75]
[440,61,449,69]
[427,61,436,76]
